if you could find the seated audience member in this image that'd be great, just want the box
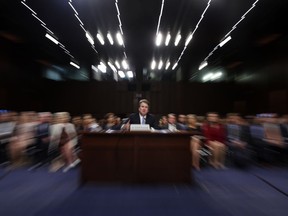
[186,114,204,170]
[128,99,158,129]
[162,113,186,132]
[226,113,251,167]
[262,115,287,164]
[82,114,102,132]
[158,115,168,129]
[9,111,37,168]
[263,115,285,148]
[49,112,80,172]
[177,114,188,130]
[280,114,288,141]
[0,111,17,164]
[33,112,52,164]
[202,112,227,169]
[71,116,83,149]
[103,113,121,130]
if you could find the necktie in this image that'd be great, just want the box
[142,117,146,125]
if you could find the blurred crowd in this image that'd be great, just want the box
[0,111,288,172]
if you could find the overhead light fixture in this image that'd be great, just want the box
[158,60,163,70]
[202,72,222,82]
[107,32,114,45]
[91,65,98,72]
[118,70,125,78]
[98,62,106,73]
[32,14,46,26]
[108,62,117,72]
[69,2,78,15]
[151,60,156,70]
[96,33,105,45]
[116,32,123,46]
[21,1,37,15]
[174,33,181,46]
[219,35,232,47]
[70,61,80,69]
[127,71,133,78]
[202,73,213,82]
[41,24,54,35]
[165,32,171,46]
[45,33,59,45]
[115,61,121,69]
[198,61,208,70]
[172,63,178,70]
[211,72,223,80]
[86,31,94,45]
[74,14,84,26]
[122,60,128,70]
[185,33,193,46]
[155,32,162,46]
[165,61,170,70]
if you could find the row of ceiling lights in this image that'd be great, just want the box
[198,0,260,71]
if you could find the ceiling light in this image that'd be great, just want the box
[158,60,163,70]
[108,62,117,72]
[116,32,123,46]
[211,72,223,80]
[41,24,54,35]
[127,71,133,78]
[70,61,80,69]
[174,34,181,46]
[74,14,83,26]
[32,14,46,25]
[91,65,98,72]
[21,1,37,15]
[155,32,162,46]
[98,62,106,73]
[69,2,78,15]
[86,31,94,45]
[118,70,125,78]
[45,33,59,45]
[115,61,121,69]
[97,33,105,45]
[219,36,232,47]
[198,61,208,70]
[185,33,193,46]
[165,32,171,46]
[122,60,128,70]
[107,32,114,45]
[202,73,213,82]
[172,63,178,70]
[165,61,170,70]
[151,60,156,70]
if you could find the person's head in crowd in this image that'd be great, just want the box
[138,99,149,116]
[167,113,176,125]
[178,114,187,124]
[38,112,52,123]
[159,115,168,127]
[54,112,71,124]
[206,112,220,124]
[186,114,197,126]
[104,113,116,125]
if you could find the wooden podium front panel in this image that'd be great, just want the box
[80,132,192,184]
[135,134,191,183]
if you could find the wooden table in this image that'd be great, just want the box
[80,131,193,184]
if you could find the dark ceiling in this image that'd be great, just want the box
[0,0,287,83]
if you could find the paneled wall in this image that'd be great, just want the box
[1,80,288,118]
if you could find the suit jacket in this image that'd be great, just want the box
[129,113,158,129]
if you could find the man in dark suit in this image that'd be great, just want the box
[128,99,158,129]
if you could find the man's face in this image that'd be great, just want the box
[139,102,149,116]
[168,115,176,124]
[208,114,218,123]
